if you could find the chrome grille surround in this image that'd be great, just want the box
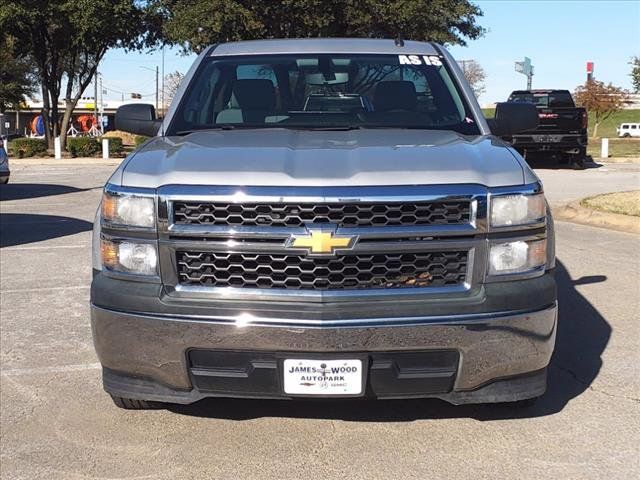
[172,200,472,227]
[157,185,491,302]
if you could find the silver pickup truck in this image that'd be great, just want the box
[91,39,557,410]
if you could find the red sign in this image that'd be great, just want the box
[586,62,594,73]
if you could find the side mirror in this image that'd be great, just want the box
[488,102,539,136]
[115,104,161,136]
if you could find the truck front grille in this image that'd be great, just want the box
[172,200,471,227]
[176,250,468,290]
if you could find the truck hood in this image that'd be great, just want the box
[119,129,525,188]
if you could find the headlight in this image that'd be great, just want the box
[101,239,158,275]
[490,193,545,227]
[101,191,155,228]
[489,239,546,275]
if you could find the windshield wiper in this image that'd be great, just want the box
[174,125,239,135]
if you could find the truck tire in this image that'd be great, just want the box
[571,159,586,170]
[110,395,163,410]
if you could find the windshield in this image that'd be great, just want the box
[508,91,575,108]
[168,54,480,135]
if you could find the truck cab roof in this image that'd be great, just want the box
[510,89,571,95]
[208,38,440,56]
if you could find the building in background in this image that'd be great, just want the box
[0,98,149,138]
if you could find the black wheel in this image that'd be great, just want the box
[110,394,163,410]
[623,133,631,138]
[571,158,586,170]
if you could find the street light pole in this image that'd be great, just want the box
[155,65,159,113]
[161,45,165,115]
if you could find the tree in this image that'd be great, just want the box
[458,59,486,98]
[163,71,185,108]
[0,1,157,148]
[630,56,640,94]
[0,35,37,112]
[574,80,628,138]
[153,0,485,54]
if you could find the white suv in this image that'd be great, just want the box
[617,123,640,138]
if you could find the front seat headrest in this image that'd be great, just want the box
[233,79,276,111]
[374,81,417,112]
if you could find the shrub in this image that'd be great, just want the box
[103,130,137,146]
[66,137,100,157]
[134,135,149,147]
[100,137,124,156]
[8,138,47,158]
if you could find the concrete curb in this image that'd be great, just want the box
[553,201,640,234]
[9,157,124,166]
[598,157,640,164]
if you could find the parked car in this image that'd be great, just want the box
[0,144,10,184]
[617,123,640,138]
[505,89,588,168]
[92,38,556,410]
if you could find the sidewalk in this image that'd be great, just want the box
[598,156,640,164]
[9,156,125,166]
[553,200,640,234]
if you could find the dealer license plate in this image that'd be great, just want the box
[534,134,561,143]
[283,359,363,395]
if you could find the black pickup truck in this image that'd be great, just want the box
[505,89,588,168]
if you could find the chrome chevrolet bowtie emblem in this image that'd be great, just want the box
[289,229,356,255]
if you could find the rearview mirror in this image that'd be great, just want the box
[115,104,161,137]
[488,102,539,137]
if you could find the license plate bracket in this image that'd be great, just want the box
[283,357,366,397]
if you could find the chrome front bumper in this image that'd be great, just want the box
[91,303,557,398]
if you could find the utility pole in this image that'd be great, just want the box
[161,46,165,115]
[99,73,104,134]
[94,69,98,125]
[155,65,159,113]
[141,65,159,112]
[458,59,472,74]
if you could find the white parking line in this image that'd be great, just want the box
[1,363,101,376]
[0,285,89,294]
[2,244,88,251]
[1,202,87,207]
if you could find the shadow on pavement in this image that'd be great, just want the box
[526,154,602,170]
[0,183,99,201]
[0,213,93,247]
[168,261,611,421]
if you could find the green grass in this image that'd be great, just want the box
[587,138,640,158]
[483,108,640,140]
[482,108,495,118]
[582,191,640,217]
[587,109,640,138]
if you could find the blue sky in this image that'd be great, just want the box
[98,0,640,105]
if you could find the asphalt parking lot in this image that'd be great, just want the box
[1,161,639,479]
